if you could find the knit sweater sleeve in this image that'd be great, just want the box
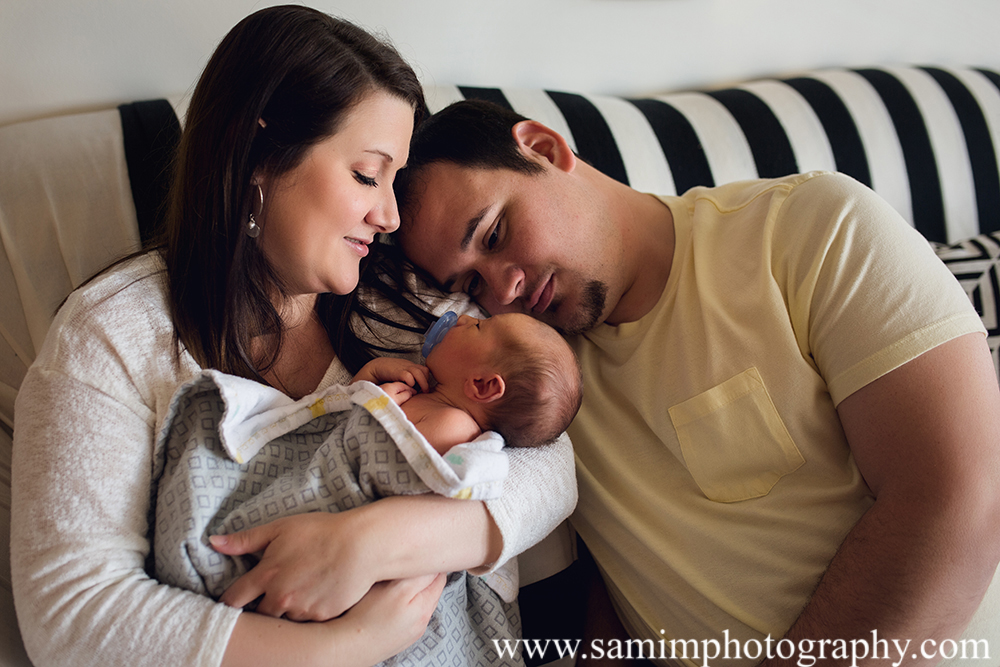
[454,288,578,566]
[483,433,578,570]
[11,260,240,667]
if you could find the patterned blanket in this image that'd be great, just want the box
[153,370,523,666]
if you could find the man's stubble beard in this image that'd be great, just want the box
[553,279,607,336]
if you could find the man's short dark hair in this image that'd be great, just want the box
[395,99,544,211]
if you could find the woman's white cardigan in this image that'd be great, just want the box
[11,253,577,667]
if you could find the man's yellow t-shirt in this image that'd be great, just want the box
[567,172,990,663]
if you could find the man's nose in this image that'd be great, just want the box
[483,264,525,309]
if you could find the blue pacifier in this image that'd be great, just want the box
[422,311,458,358]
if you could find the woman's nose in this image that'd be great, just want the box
[367,191,401,233]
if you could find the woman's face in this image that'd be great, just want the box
[257,90,414,297]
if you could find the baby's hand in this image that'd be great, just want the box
[381,381,417,406]
[353,357,431,393]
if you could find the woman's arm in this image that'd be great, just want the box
[13,276,453,667]
[214,432,578,621]
[13,368,241,667]
[484,432,578,568]
[14,368,447,667]
[221,575,446,667]
[215,494,501,619]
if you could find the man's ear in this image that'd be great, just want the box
[464,374,506,404]
[511,120,577,173]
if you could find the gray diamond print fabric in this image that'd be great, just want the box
[153,371,523,666]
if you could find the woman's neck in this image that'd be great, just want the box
[276,292,320,329]
[257,292,334,399]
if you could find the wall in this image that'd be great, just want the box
[1,0,997,127]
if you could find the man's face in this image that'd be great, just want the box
[399,160,625,336]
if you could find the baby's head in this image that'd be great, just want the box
[425,313,583,447]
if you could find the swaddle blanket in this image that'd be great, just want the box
[154,370,523,666]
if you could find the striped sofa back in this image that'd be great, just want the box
[426,65,1000,245]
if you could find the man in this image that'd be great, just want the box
[394,99,1000,666]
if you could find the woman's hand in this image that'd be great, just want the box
[212,512,379,621]
[212,495,501,622]
[353,357,430,392]
[337,574,448,660]
[221,574,447,667]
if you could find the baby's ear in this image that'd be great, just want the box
[465,374,505,403]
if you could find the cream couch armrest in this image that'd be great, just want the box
[0,103,164,667]
[0,108,143,431]
[0,425,32,667]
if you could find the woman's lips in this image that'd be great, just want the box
[345,237,370,257]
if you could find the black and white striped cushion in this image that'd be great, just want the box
[425,66,1000,245]
[111,68,1000,378]
[934,232,1000,377]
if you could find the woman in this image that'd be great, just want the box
[10,7,576,667]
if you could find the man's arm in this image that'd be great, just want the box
[762,332,1000,665]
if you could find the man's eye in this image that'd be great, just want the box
[354,171,378,187]
[467,274,482,296]
[486,220,501,249]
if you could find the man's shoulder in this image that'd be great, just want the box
[664,171,891,251]
[665,171,857,207]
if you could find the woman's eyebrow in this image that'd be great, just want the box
[365,149,394,162]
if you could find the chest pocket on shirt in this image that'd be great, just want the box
[668,367,804,503]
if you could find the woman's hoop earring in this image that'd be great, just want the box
[246,184,263,238]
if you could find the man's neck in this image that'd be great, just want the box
[604,187,675,326]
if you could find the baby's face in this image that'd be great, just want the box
[425,313,548,375]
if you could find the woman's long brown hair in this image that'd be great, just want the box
[163,5,427,380]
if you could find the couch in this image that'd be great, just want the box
[2,64,999,666]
